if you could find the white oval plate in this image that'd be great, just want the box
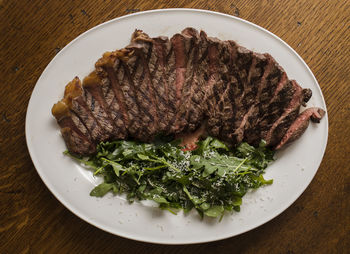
[26,9,328,244]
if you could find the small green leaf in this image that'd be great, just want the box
[122,149,133,157]
[202,164,217,177]
[137,154,150,160]
[258,175,273,185]
[112,183,119,194]
[192,196,202,205]
[101,158,124,176]
[210,139,229,151]
[138,184,146,192]
[200,202,210,210]
[232,196,242,206]
[196,136,213,155]
[90,183,113,197]
[152,196,169,204]
[217,168,226,177]
[204,206,224,217]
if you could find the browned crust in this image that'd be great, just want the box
[52,77,83,120]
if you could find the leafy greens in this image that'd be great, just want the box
[66,137,274,219]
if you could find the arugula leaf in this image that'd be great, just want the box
[101,158,125,176]
[90,183,114,197]
[204,206,225,218]
[209,139,229,151]
[190,154,250,177]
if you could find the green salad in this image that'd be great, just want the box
[66,137,274,219]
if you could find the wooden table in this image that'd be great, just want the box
[1,1,349,253]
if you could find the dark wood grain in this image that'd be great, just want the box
[1,0,349,253]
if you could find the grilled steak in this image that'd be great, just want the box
[52,28,325,155]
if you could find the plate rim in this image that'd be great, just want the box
[25,8,328,244]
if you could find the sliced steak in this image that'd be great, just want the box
[243,62,287,144]
[53,28,325,156]
[99,78,127,139]
[275,107,325,149]
[79,88,114,139]
[197,31,225,138]
[218,41,238,142]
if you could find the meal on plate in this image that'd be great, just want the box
[52,28,325,218]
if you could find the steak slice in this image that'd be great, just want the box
[217,41,253,144]
[251,80,294,144]
[197,31,226,138]
[125,41,159,139]
[243,55,287,145]
[79,84,115,140]
[153,36,173,134]
[176,27,206,133]
[96,49,150,141]
[61,127,96,155]
[64,77,110,143]
[205,38,234,138]
[52,101,96,155]
[231,52,269,145]
[196,31,212,116]
[218,41,239,142]
[94,58,128,140]
[164,36,178,134]
[169,32,194,133]
[264,80,312,146]
[99,77,127,139]
[82,71,126,140]
[95,52,129,131]
[275,107,325,149]
[131,31,171,134]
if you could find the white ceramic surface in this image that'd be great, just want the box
[26,9,328,244]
